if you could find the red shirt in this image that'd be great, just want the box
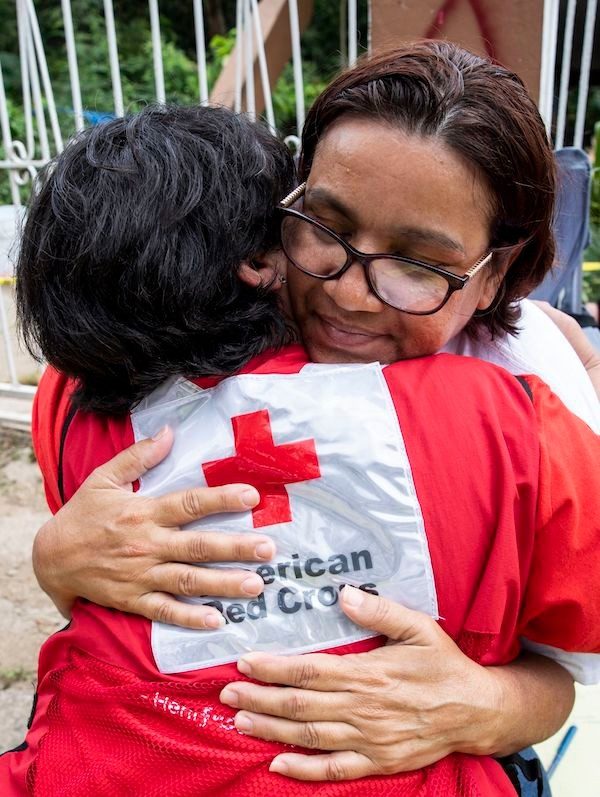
[4,346,599,796]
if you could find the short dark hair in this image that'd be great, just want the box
[17,105,295,414]
[299,40,556,338]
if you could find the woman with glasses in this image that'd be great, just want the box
[278,184,494,317]
[16,42,599,796]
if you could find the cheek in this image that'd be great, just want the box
[286,269,318,318]
[277,283,293,320]
[390,315,450,357]
[389,296,478,357]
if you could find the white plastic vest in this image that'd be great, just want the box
[131,363,438,674]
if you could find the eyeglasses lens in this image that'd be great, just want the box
[281,215,347,277]
[281,215,450,313]
[370,258,449,312]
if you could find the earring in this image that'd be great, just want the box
[278,274,287,284]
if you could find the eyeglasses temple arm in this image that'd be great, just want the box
[464,251,494,279]
[279,182,307,208]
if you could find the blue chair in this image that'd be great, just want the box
[530,147,591,314]
[530,147,600,349]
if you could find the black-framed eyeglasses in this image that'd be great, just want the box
[278,183,494,316]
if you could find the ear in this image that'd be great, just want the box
[475,252,513,311]
[238,249,287,291]
[238,261,263,289]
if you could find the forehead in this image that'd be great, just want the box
[306,117,493,249]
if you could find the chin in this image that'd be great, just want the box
[306,340,392,366]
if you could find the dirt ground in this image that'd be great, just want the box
[0,430,63,753]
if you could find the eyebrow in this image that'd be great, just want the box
[306,186,466,256]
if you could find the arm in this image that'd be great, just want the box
[33,429,276,629]
[33,433,577,779]
[533,300,600,399]
[219,587,574,780]
[220,380,600,781]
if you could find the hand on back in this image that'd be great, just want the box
[33,427,275,628]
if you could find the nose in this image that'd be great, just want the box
[322,259,384,314]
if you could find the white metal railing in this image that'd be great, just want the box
[539,0,599,148]
[0,0,599,411]
[0,0,366,407]
[1,0,596,213]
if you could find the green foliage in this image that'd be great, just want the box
[583,121,600,302]
[582,270,600,303]
[0,97,29,205]
[272,62,329,136]
[590,122,600,229]
[206,30,237,90]
[0,0,358,204]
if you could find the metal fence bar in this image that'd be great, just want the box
[539,0,560,135]
[103,0,124,116]
[539,0,552,121]
[149,0,166,103]
[234,0,244,113]
[348,0,357,66]
[193,0,209,104]
[17,0,35,158]
[555,0,576,150]
[0,61,21,206]
[288,0,305,137]
[26,0,63,152]
[574,0,598,149]
[0,288,18,386]
[244,0,256,118]
[61,0,84,132]
[0,159,48,169]
[25,23,50,162]
[251,0,275,129]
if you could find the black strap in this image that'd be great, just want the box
[496,751,546,797]
[57,402,78,505]
[515,375,534,402]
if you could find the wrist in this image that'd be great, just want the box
[460,656,575,757]
[472,666,519,757]
[452,663,509,757]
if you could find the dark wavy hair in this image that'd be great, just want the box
[299,40,556,337]
[17,104,295,414]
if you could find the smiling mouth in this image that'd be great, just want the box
[317,315,382,345]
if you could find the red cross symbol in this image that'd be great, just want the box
[201,409,321,528]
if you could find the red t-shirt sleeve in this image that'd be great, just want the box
[518,375,600,672]
[31,367,78,514]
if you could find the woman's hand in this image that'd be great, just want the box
[220,586,574,781]
[33,427,276,628]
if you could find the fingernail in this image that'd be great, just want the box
[241,488,260,508]
[342,585,364,608]
[254,541,274,560]
[151,425,169,442]
[205,612,226,628]
[241,574,264,596]
[235,713,253,733]
[269,758,289,776]
[220,687,239,707]
[237,657,252,676]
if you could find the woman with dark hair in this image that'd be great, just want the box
[286,41,598,417]
[10,41,599,796]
